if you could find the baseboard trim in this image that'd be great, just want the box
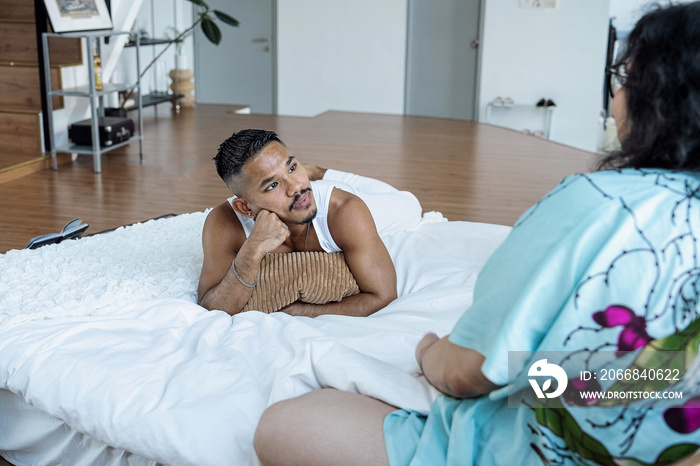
[0,154,72,185]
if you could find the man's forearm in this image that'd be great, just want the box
[199,271,252,315]
[282,290,396,318]
[199,241,265,315]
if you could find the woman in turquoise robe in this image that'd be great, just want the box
[254,3,700,465]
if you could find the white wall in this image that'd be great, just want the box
[610,0,672,33]
[117,0,194,96]
[610,0,695,34]
[51,43,90,149]
[276,0,407,117]
[64,0,659,155]
[610,0,654,32]
[478,0,610,152]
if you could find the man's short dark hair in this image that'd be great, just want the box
[214,129,284,193]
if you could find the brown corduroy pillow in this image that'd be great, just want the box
[242,251,360,313]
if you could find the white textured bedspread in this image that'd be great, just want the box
[0,212,510,465]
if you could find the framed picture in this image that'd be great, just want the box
[44,0,113,33]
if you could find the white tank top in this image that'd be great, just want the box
[227,180,350,253]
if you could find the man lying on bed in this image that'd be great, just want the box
[198,129,421,317]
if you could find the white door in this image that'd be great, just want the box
[194,0,275,113]
[404,0,482,120]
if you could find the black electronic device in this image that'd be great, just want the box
[68,117,134,147]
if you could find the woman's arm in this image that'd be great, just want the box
[415,333,501,399]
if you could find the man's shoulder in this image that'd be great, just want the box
[205,201,240,227]
[327,185,366,216]
[202,202,246,248]
[312,179,356,201]
[326,187,375,242]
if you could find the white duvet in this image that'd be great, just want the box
[0,211,510,465]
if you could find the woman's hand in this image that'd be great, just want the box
[414,333,500,399]
[415,332,440,372]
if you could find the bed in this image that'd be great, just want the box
[0,209,511,465]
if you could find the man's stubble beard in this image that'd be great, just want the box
[298,208,317,225]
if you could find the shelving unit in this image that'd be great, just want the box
[42,30,143,173]
[485,103,555,139]
[125,38,170,47]
[122,35,183,113]
[121,92,184,111]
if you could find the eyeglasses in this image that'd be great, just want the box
[606,64,628,99]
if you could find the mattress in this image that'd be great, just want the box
[0,210,511,465]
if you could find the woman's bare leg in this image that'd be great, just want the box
[254,388,396,466]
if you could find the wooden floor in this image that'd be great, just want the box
[0,104,598,253]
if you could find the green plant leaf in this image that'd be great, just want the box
[599,317,700,406]
[201,17,222,45]
[214,10,240,27]
[533,399,700,465]
[655,316,700,352]
[533,398,617,466]
[655,444,699,464]
[185,0,207,7]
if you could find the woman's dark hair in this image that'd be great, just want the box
[598,2,700,171]
[213,129,284,191]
